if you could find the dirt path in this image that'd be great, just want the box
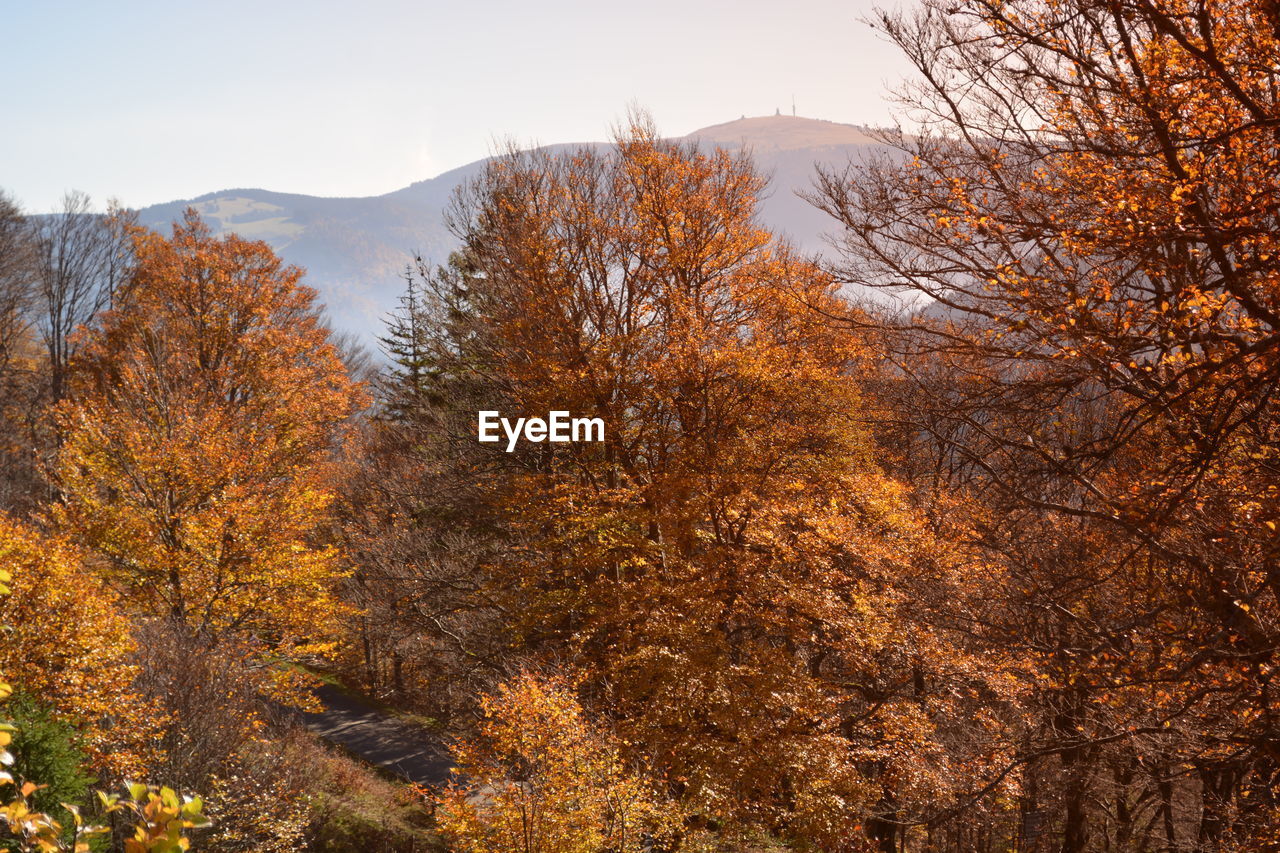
[301,684,454,787]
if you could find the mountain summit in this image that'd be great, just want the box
[138,117,894,341]
[685,115,882,151]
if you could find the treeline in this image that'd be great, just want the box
[3,0,1279,849]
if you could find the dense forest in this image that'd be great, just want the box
[3,0,1279,849]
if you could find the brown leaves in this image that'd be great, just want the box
[820,0,1280,843]
[422,122,1020,841]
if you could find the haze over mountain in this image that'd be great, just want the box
[137,116,895,341]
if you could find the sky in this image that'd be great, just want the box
[2,0,916,212]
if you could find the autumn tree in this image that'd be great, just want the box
[53,211,367,652]
[436,672,707,853]
[815,0,1280,845]
[332,425,505,717]
[384,120,1021,848]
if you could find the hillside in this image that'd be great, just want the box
[137,116,896,341]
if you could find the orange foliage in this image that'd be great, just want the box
[427,121,1019,842]
[52,212,367,649]
[436,672,703,853]
[820,0,1280,842]
[0,515,154,776]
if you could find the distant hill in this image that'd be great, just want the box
[138,116,897,342]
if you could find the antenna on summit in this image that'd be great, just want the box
[791,95,796,117]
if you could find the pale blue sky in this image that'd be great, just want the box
[2,0,913,212]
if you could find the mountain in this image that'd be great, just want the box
[137,116,896,342]
[684,115,890,258]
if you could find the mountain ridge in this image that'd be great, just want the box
[137,116,895,340]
